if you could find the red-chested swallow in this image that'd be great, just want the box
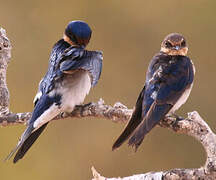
[113,33,195,151]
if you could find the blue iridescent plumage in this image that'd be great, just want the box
[6,20,103,163]
[113,33,195,150]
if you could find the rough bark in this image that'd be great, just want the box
[0,27,11,115]
[1,27,216,180]
[91,111,216,180]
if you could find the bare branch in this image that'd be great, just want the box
[0,99,132,126]
[91,111,216,180]
[1,27,216,179]
[0,27,11,115]
[91,166,216,180]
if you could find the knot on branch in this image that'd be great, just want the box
[0,27,11,61]
[0,27,12,115]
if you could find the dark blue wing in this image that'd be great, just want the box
[155,56,194,104]
[128,54,194,150]
[5,94,62,163]
[38,39,71,94]
[38,40,102,95]
[59,47,103,87]
[143,54,194,112]
[112,86,145,150]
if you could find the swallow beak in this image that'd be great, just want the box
[174,46,180,50]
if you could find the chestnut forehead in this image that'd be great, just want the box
[163,34,186,44]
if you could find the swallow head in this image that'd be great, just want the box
[64,20,92,47]
[160,33,188,56]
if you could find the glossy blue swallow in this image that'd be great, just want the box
[112,33,195,151]
[6,20,103,163]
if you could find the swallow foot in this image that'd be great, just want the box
[171,113,184,121]
[75,102,92,109]
[163,113,183,127]
[74,102,93,116]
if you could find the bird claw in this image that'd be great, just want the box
[83,102,93,107]
[75,102,92,110]
[171,113,184,121]
[74,102,93,116]
[164,113,183,126]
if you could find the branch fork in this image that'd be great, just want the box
[0,27,216,180]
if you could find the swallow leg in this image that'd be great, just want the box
[75,102,92,108]
[164,113,184,126]
[73,102,92,116]
[171,113,184,121]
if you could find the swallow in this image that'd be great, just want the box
[5,20,103,163]
[112,33,195,151]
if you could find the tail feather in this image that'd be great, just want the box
[128,103,172,151]
[13,123,48,163]
[5,94,60,163]
[112,112,143,150]
[4,125,34,162]
[112,87,145,150]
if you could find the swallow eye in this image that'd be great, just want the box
[181,40,186,47]
[165,41,172,48]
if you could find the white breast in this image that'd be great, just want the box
[169,60,195,114]
[169,83,193,114]
[33,70,91,129]
[57,70,91,112]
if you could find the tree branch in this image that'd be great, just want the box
[91,111,216,180]
[1,27,216,179]
[0,27,11,115]
[0,99,132,126]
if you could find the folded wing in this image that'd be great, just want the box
[128,55,194,150]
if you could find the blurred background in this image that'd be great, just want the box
[0,0,216,179]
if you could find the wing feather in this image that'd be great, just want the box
[112,86,145,150]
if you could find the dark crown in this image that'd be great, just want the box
[162,33,187,48]
[160,33,188,56]
[65,20,92,47]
